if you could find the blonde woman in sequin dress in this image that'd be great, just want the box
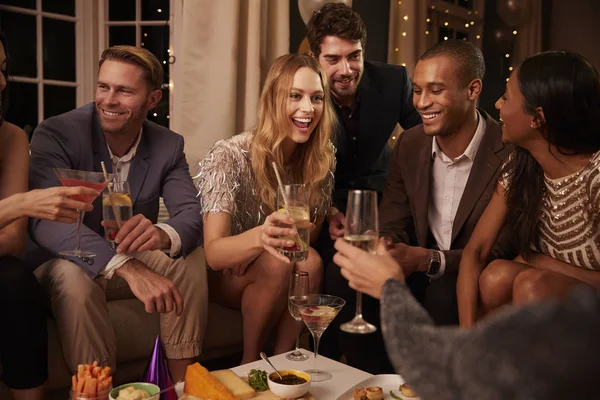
[457,51,600,328]
[196,54,336,363]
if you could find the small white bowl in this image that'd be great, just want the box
[109,382,161,400]
[267,370,311,399]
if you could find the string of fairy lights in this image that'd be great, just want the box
[393,1,517,83]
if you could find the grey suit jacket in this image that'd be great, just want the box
[379,110,514,273]
[381,279,600,400]
[27,103,203,278]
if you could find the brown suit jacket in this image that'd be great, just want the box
[379,111,514,323]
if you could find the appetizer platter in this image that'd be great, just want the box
[176,363,315,400]
[335,374,420,400]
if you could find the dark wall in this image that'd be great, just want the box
[289,0,390,63]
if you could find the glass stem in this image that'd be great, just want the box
[294,320,302,352]
[355,292,363,319]
[75,210,85,254]
[312,332,321,371]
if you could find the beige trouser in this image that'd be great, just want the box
[34,248,208,373]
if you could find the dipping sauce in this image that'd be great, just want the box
[272,374,307,385]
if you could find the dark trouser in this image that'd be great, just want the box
[0,257,48,389]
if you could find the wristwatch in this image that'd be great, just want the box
[426,250,441,276]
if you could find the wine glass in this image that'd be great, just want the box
[277,184,310,262]
[286,271,310,361]
[292,294,345,382]
[340,190,379,334]
[54,168,112,258]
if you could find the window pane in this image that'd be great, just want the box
[0,0,35,8]
[6,82,38,135]
[142,0,169,21]
[147,88,169,128]
[42,0,75,16]
[108,0,135,21]
[44,85,76,119]
[43,18,76,81]
[0,12,36,78]
[141,26,169,82]
[109,26,136,47]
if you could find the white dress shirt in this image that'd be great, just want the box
[427,111,486,278]
[101,131,182,279]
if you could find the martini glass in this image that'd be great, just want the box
[293,294,345,382]
[54,168,112,258]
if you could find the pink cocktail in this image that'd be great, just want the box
[54,168,112,258]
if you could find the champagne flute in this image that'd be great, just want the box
[340,190,379,334]
[293,294,345,382]
[286,271,310,361]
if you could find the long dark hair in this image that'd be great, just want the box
[503,51,600,258]
[0,30,9,127]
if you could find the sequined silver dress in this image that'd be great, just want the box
[195,131,334,236]
[502,150,600,270]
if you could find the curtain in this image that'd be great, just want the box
[387,0,429,76]
[514,0,542,63]
[174,0,290,166]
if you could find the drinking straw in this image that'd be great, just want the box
[100,161,123,230]
[271,162,304,250]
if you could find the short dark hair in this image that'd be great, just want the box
[306,2,367,58]
[0,30,9,127]
[419,40,485,86]
[99,45,163,91]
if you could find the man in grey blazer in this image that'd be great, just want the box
[27,46,206,381]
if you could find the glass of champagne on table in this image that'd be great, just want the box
[276,184,310,262]
[287,271,310,361]
[292,294,345,382]
[102,180,133,249]
[54,168,112,258]
[340,190,379,334]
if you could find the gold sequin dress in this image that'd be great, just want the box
[195,131,334,236]
[504,151,600,270]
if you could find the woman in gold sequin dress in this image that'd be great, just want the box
[457,51,600,328]
[196,54,336,363]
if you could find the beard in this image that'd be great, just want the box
[331,73,361,98]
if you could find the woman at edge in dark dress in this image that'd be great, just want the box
[0,30,98,400]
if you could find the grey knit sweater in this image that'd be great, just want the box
[380,280,600,400]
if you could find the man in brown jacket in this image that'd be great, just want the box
[327,40,514,374]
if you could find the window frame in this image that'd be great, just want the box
[0,0,84,125]
[426,0,485,47]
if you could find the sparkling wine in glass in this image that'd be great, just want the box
[293,294,345,382]
[277,184,310,262]
[54,168,112,258]
[287,271,310,361]
[340,190,379,334]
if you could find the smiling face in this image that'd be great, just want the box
[316,36,364,103]
[412,55,477,137]
[284,67,325,147]
[495,69,537,145]
[95,59,161,137]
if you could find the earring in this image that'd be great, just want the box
[530,123,535,128]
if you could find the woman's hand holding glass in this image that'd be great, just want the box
[333,237,406,300]
[259,211,298,263]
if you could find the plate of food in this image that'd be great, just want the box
[177,363,314,399]
[335,374,420,400]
